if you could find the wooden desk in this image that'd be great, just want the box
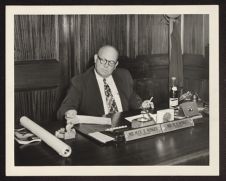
[15,110,209,166]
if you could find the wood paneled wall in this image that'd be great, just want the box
[183,15,209,55]
[90,15,128,56]
[15,14,208,74]
[15,89,58,126]
[14,60,61,124]
[14,15,58,61]
[14,15,169,74]
[183,54,209,102]
[138,15,168,55]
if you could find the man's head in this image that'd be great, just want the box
[94,45,119,78]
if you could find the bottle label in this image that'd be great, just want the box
[172,86,177,91]
[169,98,178,108]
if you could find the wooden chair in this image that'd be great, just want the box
[118,54,169,107]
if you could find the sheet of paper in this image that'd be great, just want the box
[88,132,114,143]
[77,115,111,125]
[125,113,157,122]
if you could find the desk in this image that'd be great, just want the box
[15,110,209,166]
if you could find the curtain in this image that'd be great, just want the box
[169,19,183,88]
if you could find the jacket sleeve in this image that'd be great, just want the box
[126,70,143,110]
[57,76,82,120]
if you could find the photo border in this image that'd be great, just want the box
[5,4,219,177]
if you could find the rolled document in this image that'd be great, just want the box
[20,116,72,157]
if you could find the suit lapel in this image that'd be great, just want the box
[89,69,105,115]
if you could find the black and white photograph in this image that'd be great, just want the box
[5,5,219,176]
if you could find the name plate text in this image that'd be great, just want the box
[124,124,162,141]
[160,118,194,133]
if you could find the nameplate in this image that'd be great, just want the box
[160,118,194,133]
[124,124,162,141]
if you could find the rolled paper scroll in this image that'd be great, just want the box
[20,116,72,157]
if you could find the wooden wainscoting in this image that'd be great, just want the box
[15,60,61,126]
[183,54,209,102]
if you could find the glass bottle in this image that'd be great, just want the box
[169,77,179,108]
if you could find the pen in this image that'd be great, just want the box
[150,97,153,102]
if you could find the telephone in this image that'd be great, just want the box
[179,101,199,117]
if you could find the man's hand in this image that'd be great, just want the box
[141,100,154,109]
[65,110,80,125]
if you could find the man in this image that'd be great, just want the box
[57,45,153,125]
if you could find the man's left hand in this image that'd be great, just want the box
[141,100,154,109]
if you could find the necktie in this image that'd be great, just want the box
[103,78,118,113]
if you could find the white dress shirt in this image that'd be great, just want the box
[94,69,123,114]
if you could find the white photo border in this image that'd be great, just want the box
[6,5,219,176]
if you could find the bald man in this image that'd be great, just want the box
[57,45,151,124]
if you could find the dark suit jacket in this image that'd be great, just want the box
[57,67,141,120]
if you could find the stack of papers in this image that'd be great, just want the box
[77,115,111,125]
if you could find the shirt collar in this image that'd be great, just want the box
[94,68,112,82]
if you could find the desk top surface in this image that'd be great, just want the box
[15,110,209,166]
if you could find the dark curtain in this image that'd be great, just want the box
[169,20,183,88]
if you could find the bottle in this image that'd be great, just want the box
[169,77,179,108]
[192,93,198,102]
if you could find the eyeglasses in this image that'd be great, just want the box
[97,55,117,67]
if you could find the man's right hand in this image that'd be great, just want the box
[65,109,80,125]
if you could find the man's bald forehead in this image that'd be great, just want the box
[98,45,118,58]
